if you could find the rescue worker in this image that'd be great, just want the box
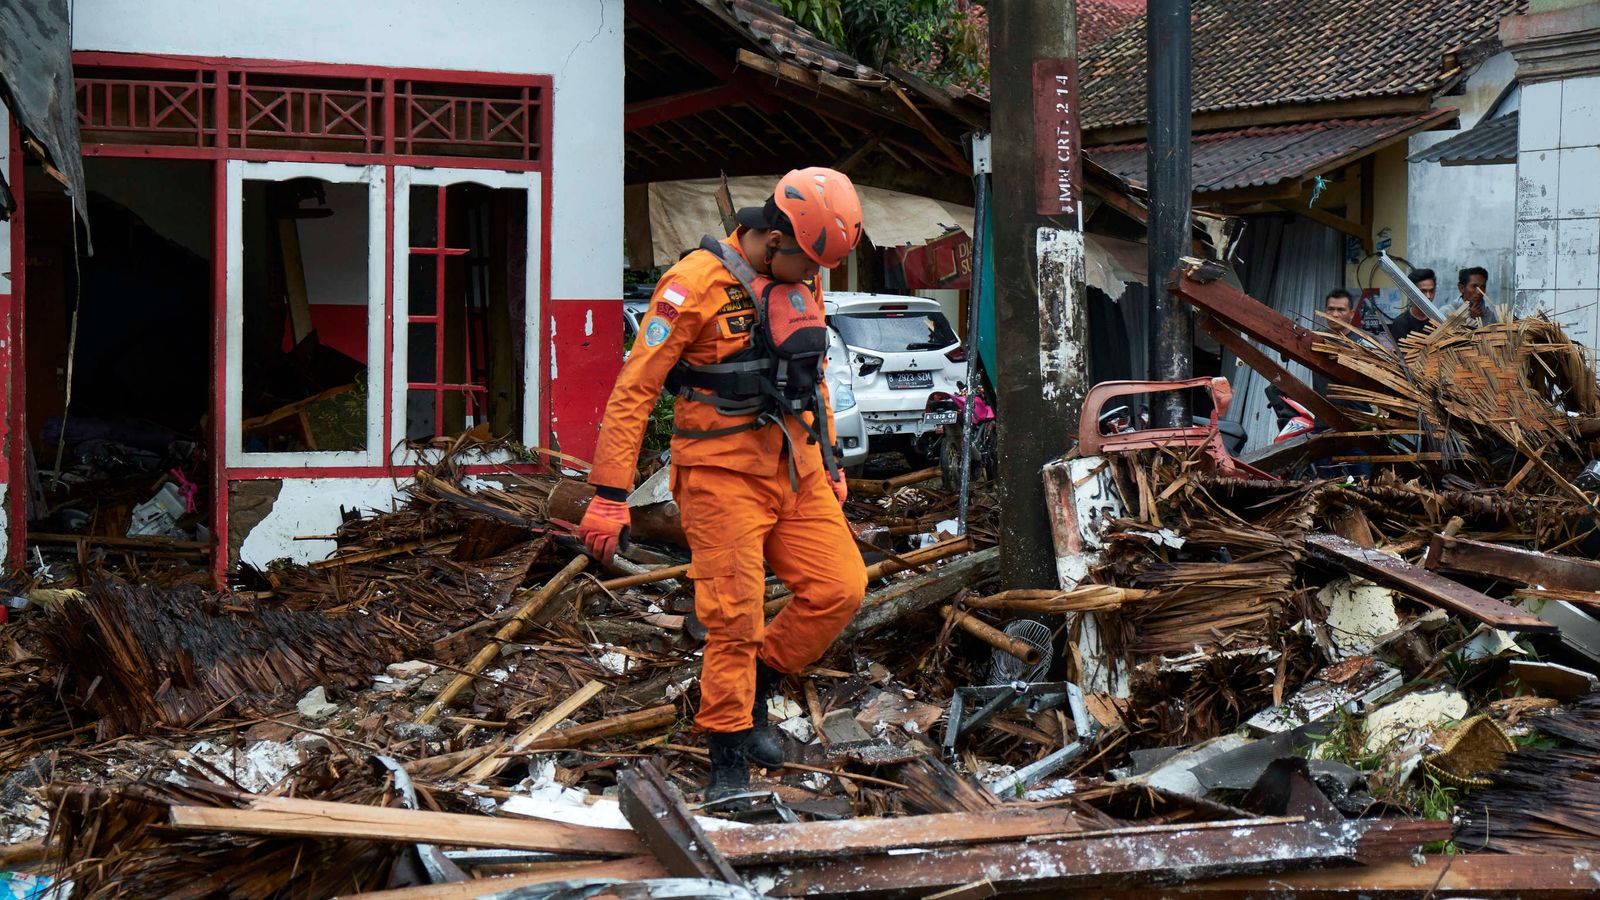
[578,168,869,802]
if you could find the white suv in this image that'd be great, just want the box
[827,292,966,465]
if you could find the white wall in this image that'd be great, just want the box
[238,477,406,567]
[70,0,624,304]
[1408,51,1518,304]
[1514,73,1600,345]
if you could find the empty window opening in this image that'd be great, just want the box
[404,182,527,441]
[23,157,213,559]
[239,177,372,454]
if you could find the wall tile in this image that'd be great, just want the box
[1559,147,1600,219]
[1558,218,1600,290]
[1561,75,1600,148]
[1550,289,1599,346]
[1515,288,1554,318]
[1518,150,1560,220]
[1523,80,1563,152]
[1518,217,1559,290]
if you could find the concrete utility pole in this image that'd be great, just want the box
[1146,0,1195,427]
[989,0,1089,589]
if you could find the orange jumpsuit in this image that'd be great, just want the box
[590,235,867,733]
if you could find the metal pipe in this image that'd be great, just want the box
[1146,0,1194,428]
[958,137,991,536]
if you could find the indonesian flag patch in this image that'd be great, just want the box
[661,281,688,306]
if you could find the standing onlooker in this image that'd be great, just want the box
[1323,288,1355,329]
[1390,268,1437,343]
[1457,266,1496,326]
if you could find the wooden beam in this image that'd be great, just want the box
[760,818,1450,897]
[626,84,752,132]
[1196,315,1356,432]
[1305,534,1559,633]
[1428,533,1600,593]
[1094,853,1600,897]
[169,796,646,856]
[882,63,987,127]
[736,50,917,129]
[833,128,889,174]
[885,81,971,172]
[1168,260,1379,391]
[625,0,737,77]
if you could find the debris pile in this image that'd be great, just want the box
[7,265,1600,895]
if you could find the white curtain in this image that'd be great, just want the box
[1222,216,1344,451]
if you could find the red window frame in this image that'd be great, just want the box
[6,52,558,582]
[407,184,491,435]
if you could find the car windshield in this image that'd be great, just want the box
[834,311,958,352]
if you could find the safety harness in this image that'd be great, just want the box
[665,235,839,489]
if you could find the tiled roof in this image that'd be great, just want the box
[1082,0,1525,130]
[1089,111,1456,193]
[1078,0,1145,50]
[1409,110,1518,165]
[710,0,873,78]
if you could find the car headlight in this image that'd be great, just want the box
[832,385,856,412]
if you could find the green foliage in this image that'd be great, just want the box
[780,0,846,45]
[779,0,988,89]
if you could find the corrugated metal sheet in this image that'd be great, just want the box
[1089,111,1454,193]
[1410,111,1517,165]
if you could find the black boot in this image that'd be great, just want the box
[705,730,754,804]
[746,660,785,769]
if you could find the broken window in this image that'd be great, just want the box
[401,177,529,442]
[229,161,384,464]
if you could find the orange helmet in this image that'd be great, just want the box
[771,167,864,269]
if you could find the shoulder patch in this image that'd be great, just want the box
[661,281,689,306]
[644,318,672,347]
[719,286,755,315]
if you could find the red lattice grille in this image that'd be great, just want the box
[397,81,542,161]
[76,66,217,147]
[72,61,546,165]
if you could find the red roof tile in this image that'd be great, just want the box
[1079,0,1146,50]
[1081,0,1524,130]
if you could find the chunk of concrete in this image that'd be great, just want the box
[1320,578,1401,656]
[855,690,943,737]
[1363,688,1469,755]
[296,686,339,721]
[819,708,873,745]
[386,660,438,681]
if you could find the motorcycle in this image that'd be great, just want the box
[930,384,997,490]
[1265,387,1317,443]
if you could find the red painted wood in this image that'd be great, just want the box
[8,125,27,567]
[547,300,623,465]
[625,84,750,132]
[210,159,229,589]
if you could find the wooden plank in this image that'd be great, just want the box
[839,547,1000,640]
[1168,260,1378,391]
[1305,534,1558,633]
[174,800,1090,871]
[1429,533,1600,594]
[618,760,744,884]
[1098,852,1600,897]
[759,819,1448,897]
[168,797,647,857]
[340,857,670,900]
[712,809,1085,865]
[465,680,607,782]
[1197,315,1355,432]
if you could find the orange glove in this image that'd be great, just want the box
[830,470,848,504]
[578,496,630,563]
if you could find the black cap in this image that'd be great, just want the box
[734,196,792,234]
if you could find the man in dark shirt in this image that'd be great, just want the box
[1389,268,1437,343]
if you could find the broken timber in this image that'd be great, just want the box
[839,546,1000,640]
[1305,534,1558,634]
[1196,314,1356,432]
[1428,533,1600,594]
[617,760,743,885]
[1168,259,1378,392]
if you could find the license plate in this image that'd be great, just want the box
[887,371,933,390]
[922,410,958,425]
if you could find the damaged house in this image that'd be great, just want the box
[0,0,625,580]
